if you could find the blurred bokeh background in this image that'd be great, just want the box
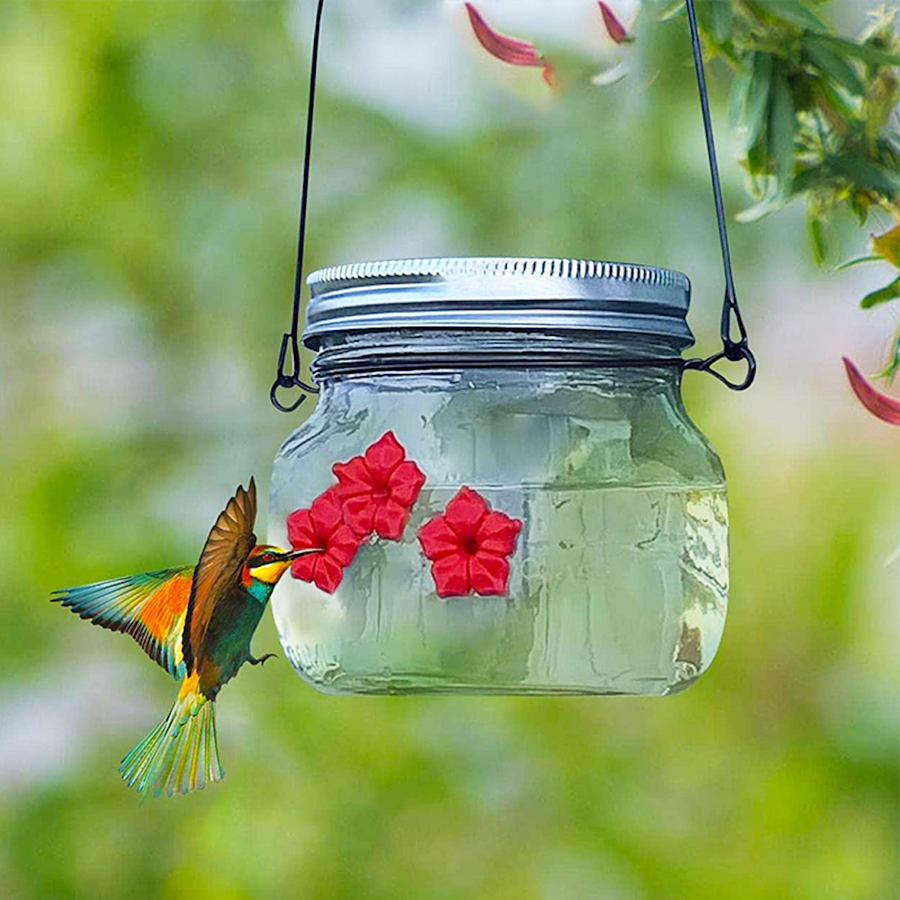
[1,1,898,897]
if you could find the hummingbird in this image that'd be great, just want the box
[52,478,318,798]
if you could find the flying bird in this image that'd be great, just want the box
[52,478,317,798]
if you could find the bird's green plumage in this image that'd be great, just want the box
[193,580,273,698]
[51,567,194,679]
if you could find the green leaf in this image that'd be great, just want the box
[808,217,829,265]
[740,53,772,158]
[849,194,870,227]
[660,1,686,23]
[802,36,866,96]
[729,71,752,130]
[768,72,795,197]
[706,0,733,44]
[876,333,900,382]
[808,34,900,69]
[835,255,881,271]
[770,3,829,33]
[791,165,835,195]
[827,155,900,196]
[860,275,900,309]
[816,79,858,122]
[736,189,785,223]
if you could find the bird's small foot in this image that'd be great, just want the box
[248,653,278,667]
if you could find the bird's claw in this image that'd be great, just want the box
[248,653,278,667]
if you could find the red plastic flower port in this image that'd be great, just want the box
[288,489,361,593]
[598,2,633,45]
[333,431,427,540]
[418,487,522,598]
[843,357,900,425]
[464,3,556,88]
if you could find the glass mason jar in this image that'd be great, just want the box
[269,258,728,696]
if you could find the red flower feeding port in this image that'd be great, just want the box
[418,488,523,599]
[333,431,426,540]
[288,489,361,593]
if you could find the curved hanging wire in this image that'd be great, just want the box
[270,0,756,412]
[679,0,756,390]
[270,0,326,414]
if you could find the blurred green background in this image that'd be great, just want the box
[1,1,897,898]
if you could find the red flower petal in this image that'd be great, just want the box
[464,3,556,88]
[341,494,377,537]
[290,553,317,582]
[598,2,631,45]
[465,3,542,67]
[309,488,344,538]
[364,431,405,483]
[469,552,510,596]
[388,460,427,507]
[443,487,489,538]
[844,356,900,425]
[287,509,316,548]
[418,516,460,560]
[314,554,346,593]
[373,498,409,540]
[333,456,373,497]
[328,524,361,567]
[431,552,472,598]
[477,511,523,556]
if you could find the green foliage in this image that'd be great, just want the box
[687,1,900,381]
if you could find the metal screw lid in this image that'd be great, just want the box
[303,257,694,351]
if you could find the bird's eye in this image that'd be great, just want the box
[262,553,274,563]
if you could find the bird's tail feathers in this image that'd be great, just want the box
[119,680,223,798]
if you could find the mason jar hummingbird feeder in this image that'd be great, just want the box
[267,0,755,696]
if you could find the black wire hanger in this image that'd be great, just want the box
[271,0,756,413]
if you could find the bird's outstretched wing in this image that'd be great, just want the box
[183,479,257,673]
[52,568,194,679]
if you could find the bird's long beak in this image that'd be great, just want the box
[282,548,323,561]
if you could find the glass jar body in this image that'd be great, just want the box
[269,344,728,696]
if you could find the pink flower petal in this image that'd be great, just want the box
[843,357,900,425]
[477,511,522,556]
[469,552,510,596]
[287,509,315,548]
[290,553,317,582]
[598,2,632,45]
[328,524,361,567]
[418,516,461,560]
[465,3,541,66]
[431,552,472,598]
[309,488,344,538]
[341,494,376,538]
[443,486,489,539]
[364,431,405,483]
[464,3,556,86]
[333,456,373,496]
[373,498,409,541]
[388,460,427,507]
[314,554,345,593]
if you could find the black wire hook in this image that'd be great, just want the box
[270,0,326,412]
[681,0,757,391]
[270,0,756,410]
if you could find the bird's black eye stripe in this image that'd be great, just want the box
[249,551,280,568]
